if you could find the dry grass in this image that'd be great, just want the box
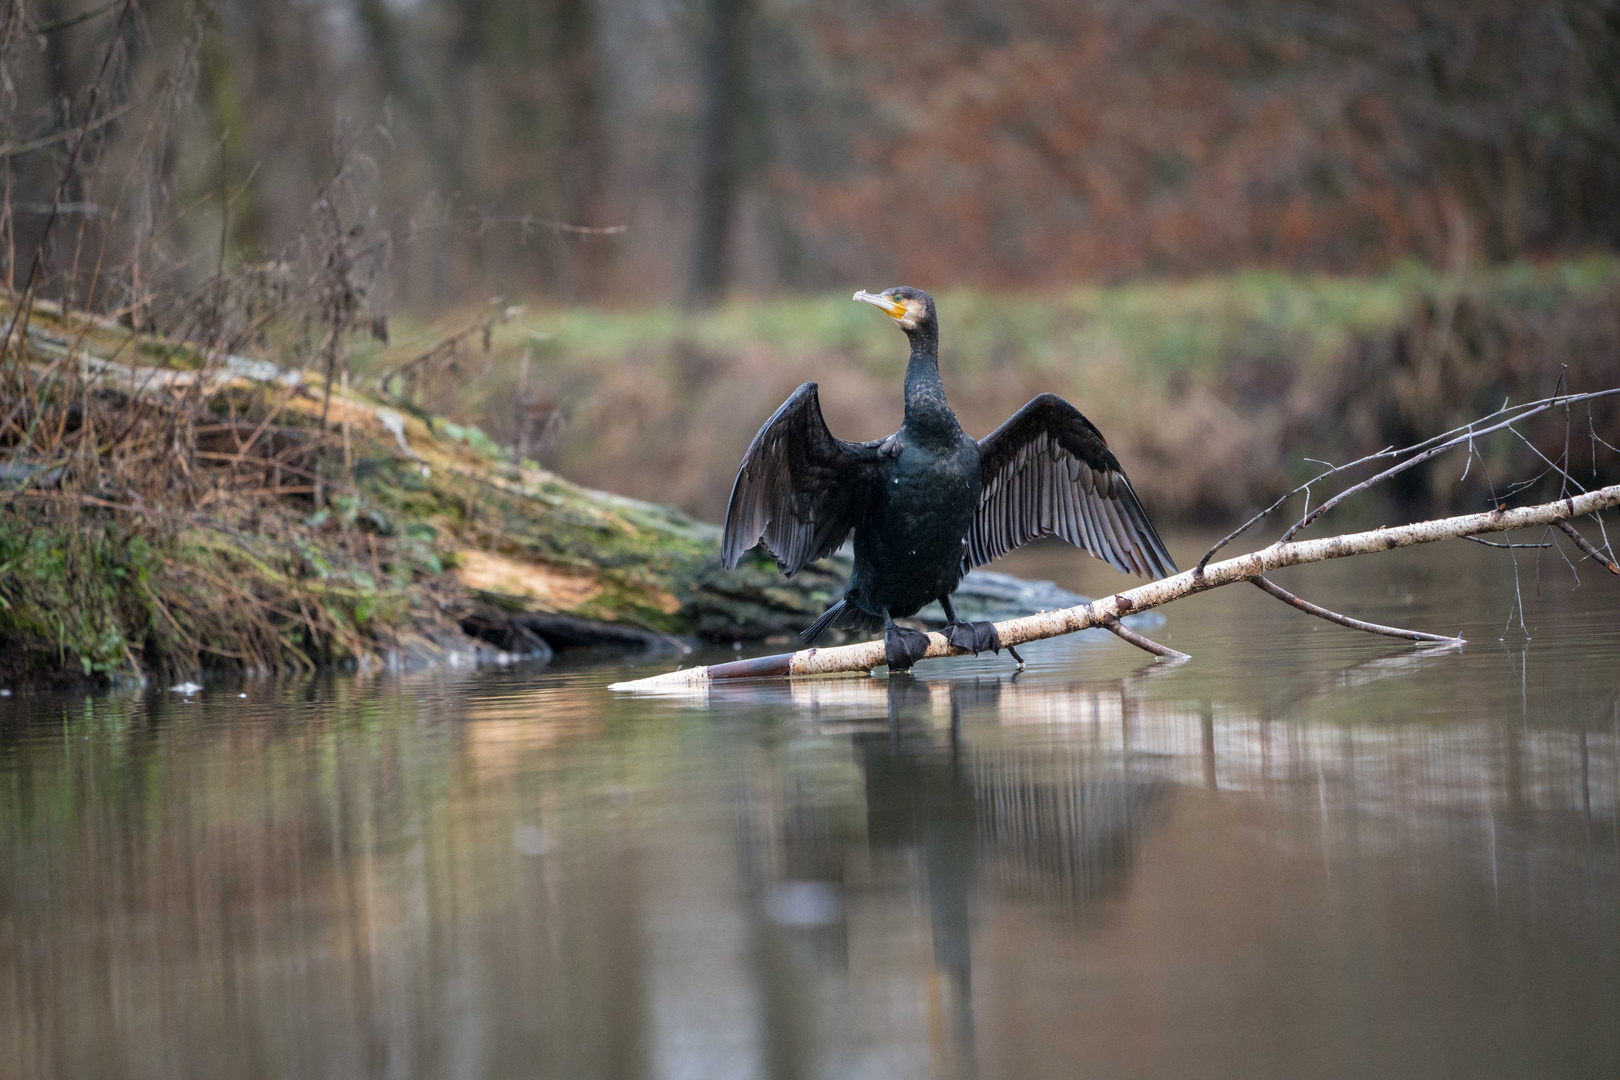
[0,297,461,683]
[0,2,445,684]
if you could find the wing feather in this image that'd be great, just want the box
[965,393,1177,578]
[721,382,882,576]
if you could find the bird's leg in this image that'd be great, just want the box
[882,609,932,671]
[938,595,1004,656]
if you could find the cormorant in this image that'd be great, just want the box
[721,287,1176,671]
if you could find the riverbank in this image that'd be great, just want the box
[372,258,1620,525]
[3,258,1616,688]
[0,311,835,686]
[0,300,1107,688]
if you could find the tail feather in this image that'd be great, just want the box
[800,599,880,646]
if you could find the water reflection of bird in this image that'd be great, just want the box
[851,676,1167,1056]
[721,287,1176,671]
[728,674,1170,1072]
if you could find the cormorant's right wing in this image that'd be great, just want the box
[965,393,1177,579]
[722,382,884,576]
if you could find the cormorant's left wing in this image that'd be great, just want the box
[722,382,884,576]
[965,393,1177,579]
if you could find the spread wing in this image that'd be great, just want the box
[722,382,884,576]
[965,393,1177,578]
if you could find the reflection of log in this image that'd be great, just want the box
[612,484,1620,688]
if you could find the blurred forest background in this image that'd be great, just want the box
[9,0,1618,303]
[2,0,1618,522]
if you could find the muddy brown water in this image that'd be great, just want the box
[2,537,1618,1079]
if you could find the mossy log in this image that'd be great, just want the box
[371,398,1105,649]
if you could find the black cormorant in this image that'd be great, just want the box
[721,286,1176,670]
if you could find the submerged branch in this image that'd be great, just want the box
[1101,617,1190,661]
[612,484,1620,691]
[1250,575,1463,645]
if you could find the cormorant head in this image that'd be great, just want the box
[853,286,937,343]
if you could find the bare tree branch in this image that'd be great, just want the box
[1251,575,1463,645]
[613,483,1620,690]
[29,0,122,34]
[1464,536,1550,550]
[1199,388,1620,572]
[1556,520,1620,575]
[1101,617,1190,661]
[1279,390,1620,543]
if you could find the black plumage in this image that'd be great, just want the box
[722,286,1176,670]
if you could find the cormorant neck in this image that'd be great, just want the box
[902,329,958,444]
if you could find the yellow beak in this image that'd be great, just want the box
[853,290,906,319]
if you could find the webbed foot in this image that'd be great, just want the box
[944,620,1002,655]
[883,624,933,671]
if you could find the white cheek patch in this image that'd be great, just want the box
[898,300,923,329]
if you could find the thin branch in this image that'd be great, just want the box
[30,0,121,33]
[469,211,629,236]
[0,97,147,161]
[1591,410,1619,457]
[1251,574,1464,645]
[1202,385,1620,572]
[1464,535,1550,550]
[0,0,138,364]
[1101,617,1190,661]
[372,306,512,394]
[1557,520,1620,575]
[1279,389,1620,543]
[1539,523,1580,589]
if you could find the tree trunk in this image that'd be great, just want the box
[687,0,749,307]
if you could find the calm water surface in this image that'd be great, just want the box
[2,539,1618,1079]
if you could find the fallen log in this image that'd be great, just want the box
[609,484,1620,691]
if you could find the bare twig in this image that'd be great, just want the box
[372,304,514,399]
[29,0,123,34]
[1101,617,1190,661]
[1464,536,1550,550]
[1251,574,1463,645]
[0,97,147,161]
[1199,388,1620,572]
[1279,390,1620,543]
[1556,520,1620,575]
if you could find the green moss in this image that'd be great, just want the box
[0,518,160,680]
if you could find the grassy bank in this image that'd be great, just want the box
[372,258,1620,525]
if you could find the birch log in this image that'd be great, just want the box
[610,483,1620,691]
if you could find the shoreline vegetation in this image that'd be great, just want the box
[382,258,1620,528]
[0,294,851,688]
[3,259,1617,688]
